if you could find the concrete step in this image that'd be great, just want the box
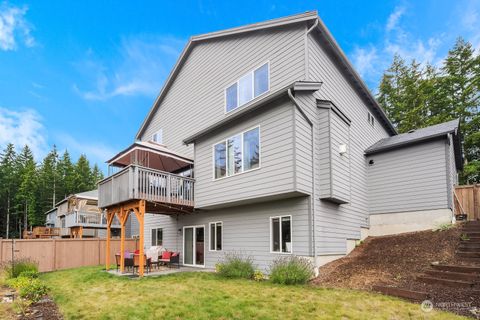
[431,264,480,274]
[417,275,475,288]
[457,251,480,258]
[424,269,480,282]
[373,285,428,301]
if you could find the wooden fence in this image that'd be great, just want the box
[454,184,480,221]
[0,238,138,272]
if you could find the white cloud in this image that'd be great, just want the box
[74,36,185,100]
[0,2,34,51]
[55,133,116,167]
[351,46,378,78]
[350,6,444,90]
[0,107,47,159]
[386,6,405,32]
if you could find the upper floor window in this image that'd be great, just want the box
[367,113,375,127]
[214,127,260,179]
[225,63,270,113]
[152,129,163,144]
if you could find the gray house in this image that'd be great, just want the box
[98,11,462,273]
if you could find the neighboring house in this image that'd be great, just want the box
[45,190,139,238]
[98,11,462,273]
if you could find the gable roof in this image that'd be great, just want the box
[135,11,397,140]
[365,119,463,170]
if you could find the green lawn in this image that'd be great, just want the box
[39,267,465,320]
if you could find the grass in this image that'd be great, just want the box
[34,266,468,320]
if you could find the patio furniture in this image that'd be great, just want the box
[146,246,164,270]
[133,254,151,274]
[115,253,134,273]
[158,251,180,268]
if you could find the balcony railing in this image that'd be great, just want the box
[98,165,195,209]
[65,211,121,228]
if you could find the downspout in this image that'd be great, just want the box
[287,88,317,268]
[304,19,319,80]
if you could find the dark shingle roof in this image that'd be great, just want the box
[365,119,460,155]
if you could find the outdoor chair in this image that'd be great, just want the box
[133,254,151,274]
[158,251,180,268]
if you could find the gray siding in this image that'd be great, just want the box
[194,97,306,208]
[367,139,449,214]
[294,102,313,194]
[317,106,351,203]
[139,24,306,158]
[306,33,391,255]
[126,214,139,238]
[144,197,310,271]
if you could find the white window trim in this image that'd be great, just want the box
[152,128,163,143]
[208,221,223,252]
[269,215,293,254]
[151,227,163,246]
[182,225,206,268]
[212,125,261,181]
[224,61,270,114]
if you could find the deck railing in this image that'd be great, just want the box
[98,165,195,209]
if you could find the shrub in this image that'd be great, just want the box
[18,270,39,279]
[1,258,38,279]
[269,256,314,285]
[7,276,48,303]
[216,252,255,279]
[434,223,453,232]
[252,270,265,281]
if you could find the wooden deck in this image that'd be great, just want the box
[98,165,194,213]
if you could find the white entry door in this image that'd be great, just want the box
[183,226,205,267]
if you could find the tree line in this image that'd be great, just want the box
[0,144,104,238]
[378,38,480,183]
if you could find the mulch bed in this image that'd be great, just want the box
[312,224,480,318]
[22,297,63,320]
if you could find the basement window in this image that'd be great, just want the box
[270,215,292,254]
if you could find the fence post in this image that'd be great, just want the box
[53,239,57,271]
[474,184,479,220]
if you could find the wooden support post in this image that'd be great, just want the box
[134,200,145,277]
[119,207,130,274]
[78,226,83,239]
[105,209,114,271]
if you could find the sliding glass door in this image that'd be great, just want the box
[183,226,205,267]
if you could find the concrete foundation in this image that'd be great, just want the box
[369,208,453,236]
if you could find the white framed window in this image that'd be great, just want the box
[213,126,260,179]
[151,228,163,246]
[152,129,163,144]
[225,62,270,113]
[209,221,223,251]
[367,113,375,127]
[270,215,292,254]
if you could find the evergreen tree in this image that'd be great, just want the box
[36,146,59,217]
[74,154,92,193]
[15,146,38,227]
[57,150,75,199]
[0,144,18,238]
[90,164,104,189]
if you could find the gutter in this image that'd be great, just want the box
[287,88,317,265]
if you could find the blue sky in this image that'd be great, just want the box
[1,0,479,172]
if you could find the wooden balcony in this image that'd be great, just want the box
[65,211,121,229]
[98,165,195,214]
